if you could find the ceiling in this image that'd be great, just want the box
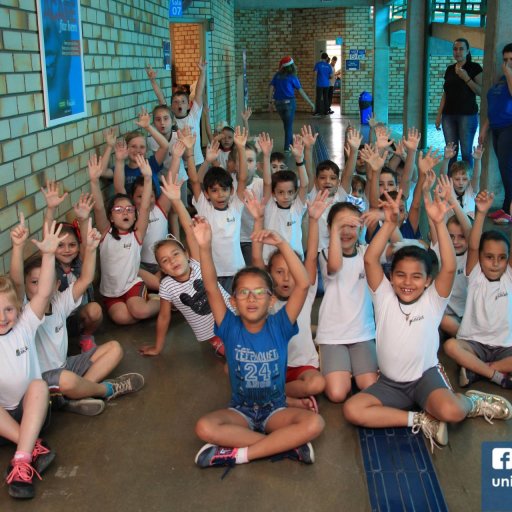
[234,0,373,9]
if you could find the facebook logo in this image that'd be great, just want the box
[493,448,512,470]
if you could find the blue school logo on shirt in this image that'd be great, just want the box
[482,442,512,511]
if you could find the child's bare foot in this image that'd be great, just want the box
[286,396,319,413]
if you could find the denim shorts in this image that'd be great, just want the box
[229,402,286,433]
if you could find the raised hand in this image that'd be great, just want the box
[197,56,207,72]
[84,217,101,251]
[290,134,304,161]
[251,229,283,247]
[115,139,129,161]
[417,147,442,174]
[436,174,455,203]
[105,128,117,148]
[403,127,421,152]
[32,220,67,254]
[191,216,212,247]
[160,174,185,202]
[145,64,157,80]
[362,209,384,228]
[73,193,95,221]
[205,140,220,162]
[307,189,331,220]
[172,139,187,160]
[87,154,104,181]
[41,180,68,209]
[10,212,28,247]
[421,168,437,193]
[241,107,252,121]
[258,132,273,156]
[472,144,485,160]
[135,107,151,129]
[394,139,407,161]
[368,113,378,129]
[375,126,394,152]
[243,189,266,220]
[300,125,318,148]
[443,142,456,161]
[378,189,403,225]
[424,186,454,224]
[177,126,196,151]
[475,190,495,214]
[233,126,248,147]
[359,144,388,172]
[347,127,363,150]
[134,154,152,177]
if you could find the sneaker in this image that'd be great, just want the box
[195,444,238,468]
[5,461,39,499]
[488,209,506,219]
[271,442,315,464]
[31,439,55,475]
[502,374,512,389]
[104,373,144,401]
[79,336,96,353]
[465,390,512,423]
[411,411,448,453]
[493,214,512,225]
[63,398,105,416]
[459,366,481,388]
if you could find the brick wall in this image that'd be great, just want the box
[235,7,374,115]
[172,23,201,87]
[0,0,236,270]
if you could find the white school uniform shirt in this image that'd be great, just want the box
[35,286,82,373]
[99,230,143,297]
[141,203,169,265]
[432,242,468,317]
[446,183,476,220]
[316,245,376,344]
[192,192,245,277]
[147,133,188,182]
[263,197,306,263]
[0,304,43,410]
[240,177,264,244]
[159,259,233,341]
[217,150,230,171]
[372,278,449,382]
[457,264,512,347]
[175,102,204,165]
[307,186,348,251]
[273,281,319,368]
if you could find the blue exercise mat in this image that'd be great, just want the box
[358,427,448,512]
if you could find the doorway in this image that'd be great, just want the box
[314,39,343,106]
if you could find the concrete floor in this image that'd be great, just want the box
[1,109,510,512]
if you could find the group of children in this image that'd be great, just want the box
[2,59,512,498]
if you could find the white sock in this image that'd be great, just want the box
[491,370,505,385]
[235,447,249,464]
[407,411,415,427]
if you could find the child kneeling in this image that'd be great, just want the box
[192,218,324,468]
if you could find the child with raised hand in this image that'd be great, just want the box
[444,190,512,389]
[261,133,308,263]
[428,173,472,337]
[10,218,143,416]
[41,182,103,353]
[343,184,512,452]
[192,217,325,469]
[189,126,249,292]
[247,189,328,412]
[1,219,65,499]
[113,108,169,197]
[88,153,160,325]
[315,201,378,403]
[138,173,231,358]
[300,124,318,182]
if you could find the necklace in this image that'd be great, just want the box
[397,299,412,322]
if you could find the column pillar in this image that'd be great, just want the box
[373,0,390,125]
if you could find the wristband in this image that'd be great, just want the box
[296,160,305,166]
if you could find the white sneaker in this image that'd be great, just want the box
[63,398,105,416]
[465,390,512,423]
[411,411,448,453]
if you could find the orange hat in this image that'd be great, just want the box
[279,56,294,69]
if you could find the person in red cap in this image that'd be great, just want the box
[268,57,315,152]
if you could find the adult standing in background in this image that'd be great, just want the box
[435,38,483,168]
[327,56,338,115]
[269,56,315,152]
[313,53,333,117]
[479,43,512,223]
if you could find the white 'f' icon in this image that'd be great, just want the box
[492,448,512,470]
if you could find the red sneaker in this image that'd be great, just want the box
[488,209,506,219]
[31,439,56,475]
[6,461,40,499]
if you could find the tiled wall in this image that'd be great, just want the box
[0,0,236,269]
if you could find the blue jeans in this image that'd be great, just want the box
[275,98,296,151]
[492,125,512,211]
[441,113,479,168]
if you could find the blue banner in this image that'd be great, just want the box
[482,442,512,511]
[169,0,183,17]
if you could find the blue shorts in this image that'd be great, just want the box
[229,402,286,433]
